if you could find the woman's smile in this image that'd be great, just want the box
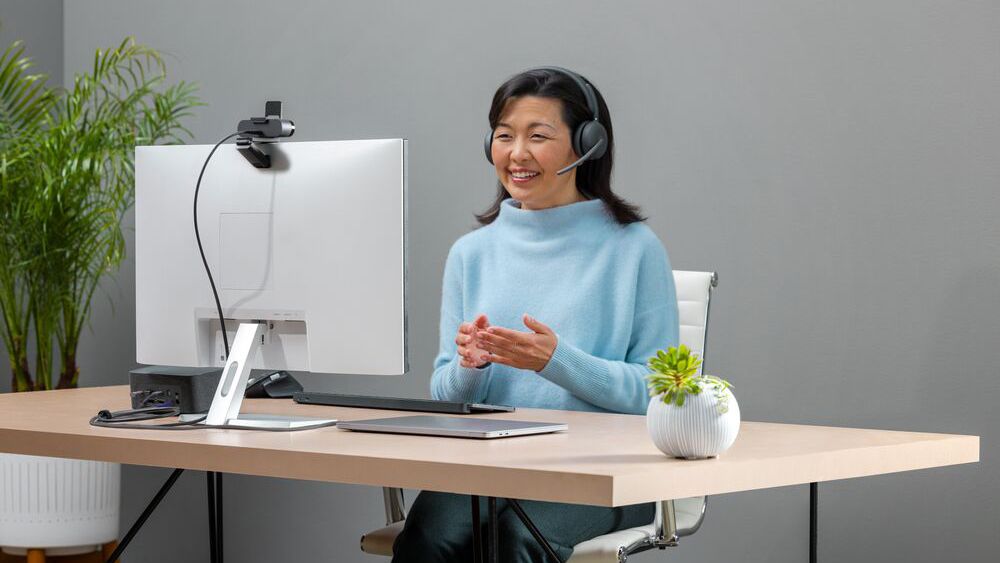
[509,168,540,184]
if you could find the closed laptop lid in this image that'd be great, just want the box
[336,415,567,439]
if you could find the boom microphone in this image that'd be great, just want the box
[556,138,606,175]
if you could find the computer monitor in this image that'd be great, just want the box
[135,139,408,428]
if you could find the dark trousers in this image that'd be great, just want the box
[391,491,655,563]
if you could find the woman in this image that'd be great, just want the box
[392,67,679,562]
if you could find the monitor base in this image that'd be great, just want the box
[180,412,336,429]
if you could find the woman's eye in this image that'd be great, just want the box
[495,133,511,140]
[531,134,549,140]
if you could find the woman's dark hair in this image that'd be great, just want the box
[475,67,645,226]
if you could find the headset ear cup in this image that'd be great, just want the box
[484,130,495,165]
[574,121,608,162]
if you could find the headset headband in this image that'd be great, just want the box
[534,66,600,122]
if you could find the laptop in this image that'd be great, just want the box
[293,392,515,414]
[336,415,567,439]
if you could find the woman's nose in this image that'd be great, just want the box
[510,138,531,162]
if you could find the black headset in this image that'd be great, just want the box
[484,66,608,176]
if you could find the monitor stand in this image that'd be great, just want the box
[198,321,336,430]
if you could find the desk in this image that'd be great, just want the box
[0,386,980,559]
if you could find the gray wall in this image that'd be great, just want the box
[6,0,1000,561]
[0,0,61,92]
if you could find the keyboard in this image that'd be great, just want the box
[292,392,515,414]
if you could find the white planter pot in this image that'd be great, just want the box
[0,454,120,553]
[646,388,741,459]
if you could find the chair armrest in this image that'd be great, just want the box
[361,521,404,555]
[360,489,406,555]
[652,496,707,547]
[673,495,707,537]
[382,487,406,525]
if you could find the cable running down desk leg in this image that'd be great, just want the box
[105,468,184,563]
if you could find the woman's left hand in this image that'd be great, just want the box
[477,314,557,372]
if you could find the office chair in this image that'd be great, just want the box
[360,270,719,562]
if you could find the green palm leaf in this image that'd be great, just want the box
[0,36,201,390]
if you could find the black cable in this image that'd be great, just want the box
[195,133,240,563]
[87,416,336,432]
[194,132,241,359]
[89,413,206,429]
[138,389,173,408]
[246,370,287,392]
[94,406,180,422]
[245,373,272,391]
[196,135,238,563]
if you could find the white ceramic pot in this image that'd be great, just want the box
[0,454,120,553]
[646,387,741,459]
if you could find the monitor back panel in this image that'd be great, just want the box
[135,140,408,375]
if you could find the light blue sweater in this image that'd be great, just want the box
[430,198,678,415]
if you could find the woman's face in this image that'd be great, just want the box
[491,96,583,210]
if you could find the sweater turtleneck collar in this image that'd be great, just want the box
[494,198,613,240]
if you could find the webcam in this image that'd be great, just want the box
[236,101,295,168]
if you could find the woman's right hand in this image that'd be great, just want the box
[456,314,491,368]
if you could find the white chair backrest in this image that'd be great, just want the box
[672,271,718,375]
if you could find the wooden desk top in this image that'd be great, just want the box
[0,386,979,506]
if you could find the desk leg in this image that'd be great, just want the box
[208,472,217,563]
[508,499,563,563]
[471,496,483,563]
[104,468,184,563]
[488,497,498,563]
[207,471,225,563]
[810,482,818,563]
[474,497,562,563]
[216,472,225,563]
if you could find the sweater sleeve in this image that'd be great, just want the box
[430,244,492,402]
[537,239,679,414]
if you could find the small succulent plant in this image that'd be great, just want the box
[647,345,734,414]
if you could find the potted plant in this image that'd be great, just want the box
[0,37,199,557]
[645,345,740,459]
